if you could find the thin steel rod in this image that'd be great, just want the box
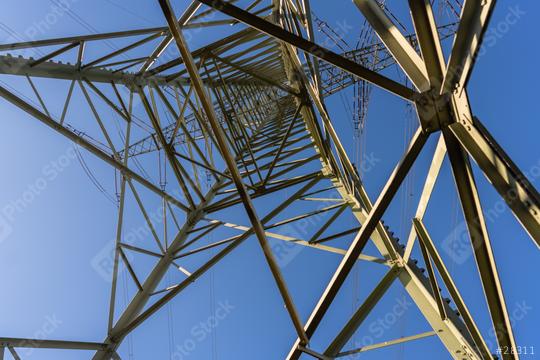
[324,266,401,356]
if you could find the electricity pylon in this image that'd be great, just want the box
[0,1,537,359]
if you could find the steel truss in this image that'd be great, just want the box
[0,0,537,359]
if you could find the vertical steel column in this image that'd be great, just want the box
[443,129,517,360]
[158,0,309,345]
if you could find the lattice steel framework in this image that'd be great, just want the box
[0,0,537,359]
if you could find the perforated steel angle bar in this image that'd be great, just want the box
[29,42,79,67]
[119,247,143,292]
[0,27,168,51]
[417,233,448,322]
[413,218,492,359]
[264,202,347,230]
[408,0,447,87]
[308,203,348,244]
[84,80,130,122]
[286,128,429,358]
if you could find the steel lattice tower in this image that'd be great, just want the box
[0,0,537,359]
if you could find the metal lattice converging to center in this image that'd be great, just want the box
[0,0,537,359]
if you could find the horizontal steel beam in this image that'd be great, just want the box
[0,23,229,52]
[0,337,106,351]
[336,331,436,357]
[195,0,416,100]
[0,54,187,87]
[0,54,254,88]
[0,27,166,52]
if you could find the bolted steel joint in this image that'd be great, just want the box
[413,89,452,133]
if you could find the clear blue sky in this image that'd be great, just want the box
[0,1,538,359]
